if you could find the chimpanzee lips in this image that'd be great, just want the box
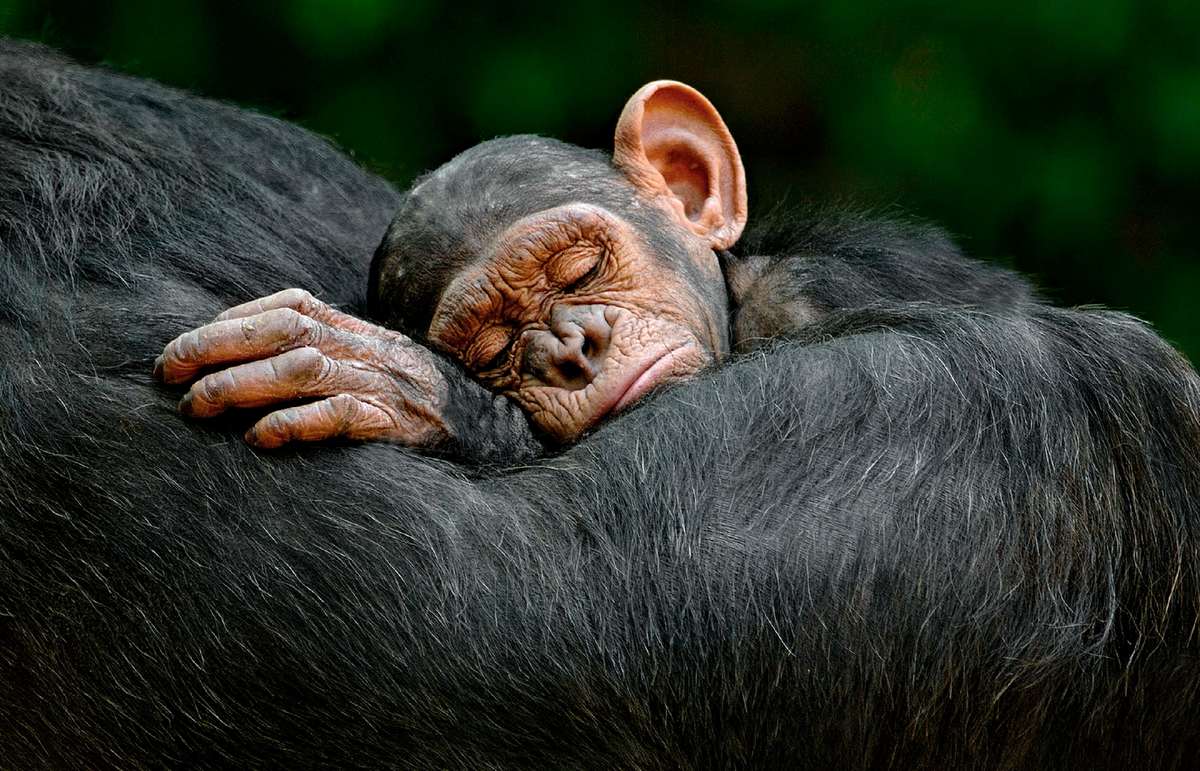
[609,346,691,415]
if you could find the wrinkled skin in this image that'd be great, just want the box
[427,203,724,438]
[154,289,451,448]
[155,81,746,450]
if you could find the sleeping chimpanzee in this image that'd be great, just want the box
[7,39,1200,770]
[153,81,1030,461]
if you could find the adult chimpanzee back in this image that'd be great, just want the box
[2,38,1199,770]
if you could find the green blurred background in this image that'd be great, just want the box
[2,0,1196,361]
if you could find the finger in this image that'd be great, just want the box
[156,307,322,385]
[213,288,379,336]
[246,394,395,448]
[180,347,334,418]
[213,288,323,323]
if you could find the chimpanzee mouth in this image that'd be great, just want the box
[609,345,692,415]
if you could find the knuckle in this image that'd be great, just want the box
[273,347,322,386]
[291,288,319,314]
[279,307,306,335]
[327,394,360,432]
[316,354,337,386]
[158,345,182,378]
[191,373,223,408]
[262,307,319,347]
[293,310,321,345]
[272,287,302,309]
[259,411,289,442]
[266,355,288,387]
[172,331,201,363]
[238,316,258,346]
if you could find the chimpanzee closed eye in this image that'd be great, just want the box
[153,80,1030,460]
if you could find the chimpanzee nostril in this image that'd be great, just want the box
[522,329,595,390]
[521,304,619,390]
[558,360,584,384]
[552,305,611,363]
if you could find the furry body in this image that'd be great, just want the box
[2,39,1200,770]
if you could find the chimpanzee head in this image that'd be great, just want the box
[369,81,747,441]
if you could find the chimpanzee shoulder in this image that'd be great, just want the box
[724,204,1037,351]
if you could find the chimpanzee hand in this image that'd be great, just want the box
[153,288,543,464]
[153,288,455,449]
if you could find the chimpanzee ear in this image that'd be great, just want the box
[613,81,747,250]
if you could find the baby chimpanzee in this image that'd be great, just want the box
[154,81,1029,461]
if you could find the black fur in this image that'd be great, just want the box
[727,205,1036,349]
[3,38,1200,770]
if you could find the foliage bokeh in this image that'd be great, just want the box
[2,0,1196,361]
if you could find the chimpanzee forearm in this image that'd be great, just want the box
[725,207,1035,350]
[430,357,543,464]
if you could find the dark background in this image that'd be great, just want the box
[2,0,1196,362]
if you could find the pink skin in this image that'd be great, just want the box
[153,289,451,448]
[430,204,725,440]
[611,347,688,414]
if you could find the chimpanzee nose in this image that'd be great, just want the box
[523,305,613,390]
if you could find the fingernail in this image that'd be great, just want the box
[152,355,165,381]
[179,392,194,416]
